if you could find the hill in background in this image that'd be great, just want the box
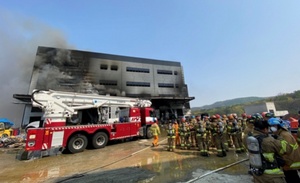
[191,90,300,116]
[192,97,265,110]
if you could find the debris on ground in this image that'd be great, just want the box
[0,135,26,148]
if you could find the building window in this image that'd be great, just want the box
[100,64,108,70]
[99,80,117,86]
[158,83,174,88]
[63,62,79,67]
[111,65,118,71]
[175,84,179,88]
[127,93,151,97]
[174,71,178,75]
[157,69,173,75]
[126,81,150,87]
[126,67,150,73]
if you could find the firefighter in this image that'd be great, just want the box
[211,115,226,157]
[150,120,160,147]
[167,120,176,151]
[204,116,212,152]
[268,117,300,183]
[227,114,243,153]
[235,115,245,153]
[226,114,234,148]
[189,116,197,148]
[180,118,191,149]
[241,113,247,132]
[196,116,208,156]
[227,115,241,153]
[221,114,229,151]
[174,120,180,147]
[247,114,292,183]
[179,118,187,149]
[184,119,191,149]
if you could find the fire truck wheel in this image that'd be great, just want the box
[146,127,153,139]
[92,132,108,149]
[67,134,88,153]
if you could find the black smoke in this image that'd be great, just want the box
[0,9,74,127]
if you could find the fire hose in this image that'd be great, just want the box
[185,158,249,183]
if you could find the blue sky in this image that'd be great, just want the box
[1,0,300,114]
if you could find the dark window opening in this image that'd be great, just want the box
[63,62,80,67]
[174,71,178,75]
[126,81,150,87]
[100,64,108,70]
[99,80,117,86]
[111,65,118,71]
[158,83,174,88]
[127,93,151,97]
[157,69,173,75]
[126,67,150,73]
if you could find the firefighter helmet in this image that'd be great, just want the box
[253,114,268,130]
[215,114,221,119]
[265,113,274,118]
[268,117,280,126]
[268,117,287,129]
[242,113,247,118]
[252,113,263,120]
[232,113,237,118]
[210,115,217,119]
[227,114,233,120]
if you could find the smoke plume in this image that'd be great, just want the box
[0,9,74,126]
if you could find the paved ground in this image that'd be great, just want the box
[0,131,252,183]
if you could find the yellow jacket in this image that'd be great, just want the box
[150,123,160,136]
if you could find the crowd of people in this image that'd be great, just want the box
[151,111,300,183]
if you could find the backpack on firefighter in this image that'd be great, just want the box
[247,134,284,176]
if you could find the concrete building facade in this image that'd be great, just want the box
[14,46,194,127]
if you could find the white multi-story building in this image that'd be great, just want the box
[14,46,194,127]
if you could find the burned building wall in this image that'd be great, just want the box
[21,46,193,126]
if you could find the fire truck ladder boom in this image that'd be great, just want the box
[31,89,149,116]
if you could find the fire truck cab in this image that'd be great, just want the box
[17,89,156,160]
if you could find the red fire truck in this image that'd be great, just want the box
[17,89,156,160]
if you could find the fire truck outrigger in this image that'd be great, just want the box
[17,89,156,160]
